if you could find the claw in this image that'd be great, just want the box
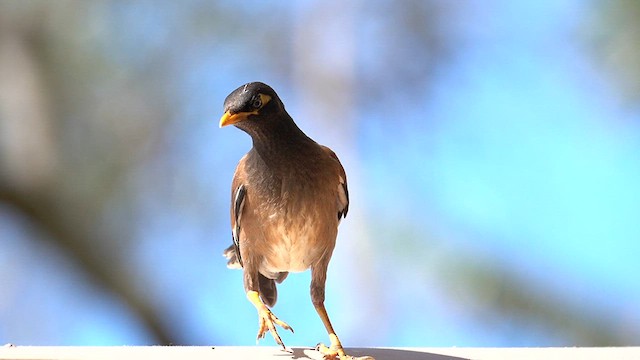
[255,307,293,349]
[315,334,346,359]
[316,342,340,359]
[247,290,294,349]
[316,335,375,360]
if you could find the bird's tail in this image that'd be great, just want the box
[223,244,242,269]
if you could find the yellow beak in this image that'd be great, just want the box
[219,110,259,128]
[219,111,239,128]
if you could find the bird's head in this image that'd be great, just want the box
[219,82,283,129]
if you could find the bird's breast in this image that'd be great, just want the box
[260,205,336,273]
[245,154,341,274]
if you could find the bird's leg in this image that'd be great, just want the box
[310,264,348,359]
[314,303,347,359]
[246,290,293,349]
[311,266,374,360]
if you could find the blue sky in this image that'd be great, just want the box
[1,0,639,348]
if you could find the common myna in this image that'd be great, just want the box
[220,82,367,359]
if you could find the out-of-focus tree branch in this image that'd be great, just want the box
[0,190,174,345]
[586,0,640,105]
[0,2,176,344]
[445,257,637,346]
[384,220,639,345]
[2,0,637,348]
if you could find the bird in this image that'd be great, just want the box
[219,82,367,359]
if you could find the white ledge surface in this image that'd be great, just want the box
[1,345,639,360]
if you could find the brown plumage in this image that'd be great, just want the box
[219,82,358,359]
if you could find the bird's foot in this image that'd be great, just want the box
[315,334,375,360]
[315,341,343,360]
[256,308,294,349]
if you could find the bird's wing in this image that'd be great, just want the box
[321,146,349,221]
[231,183,246,266]
[228,155,249,268]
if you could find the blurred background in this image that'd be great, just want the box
[1,0,639,348]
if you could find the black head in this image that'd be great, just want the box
[219,82,284,128]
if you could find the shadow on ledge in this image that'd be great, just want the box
[287,347,470,360]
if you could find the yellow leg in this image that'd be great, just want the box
[315,304,375,360]
[314,304,347,359]
[247,290,293,349]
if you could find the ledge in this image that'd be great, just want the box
[1,345,639,360]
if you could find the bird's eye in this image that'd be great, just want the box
[251,96,262,109]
